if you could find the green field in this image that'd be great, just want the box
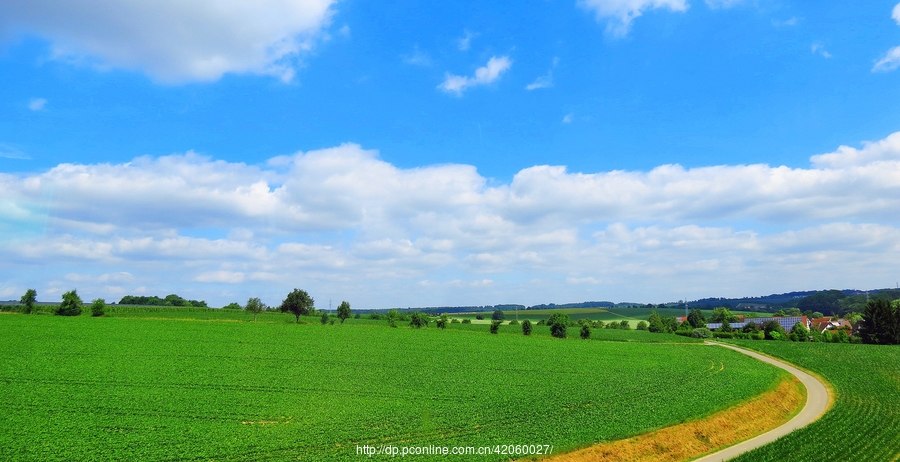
[0,312,783,461]
[727,340,900,461]
[449,307,757,327]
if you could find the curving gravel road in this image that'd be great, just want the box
[692,342,832,462]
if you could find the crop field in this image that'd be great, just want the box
[727,340,900,461]
[0,314,784,461]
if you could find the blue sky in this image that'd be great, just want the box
[2,0,900,308]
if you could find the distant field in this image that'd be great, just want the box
[727,340,900,461]
[0,313,782,461]
[448,307,758,327]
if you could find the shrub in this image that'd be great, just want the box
[636,321,648,331]
[450,318,460,323]
[436,314,448,329]
[536,319,546,326]
[321,311,329,325]
[592,320,605,329]
[691,328,712,338]
[368,313,382,320]
[508,320,519,325]
[712,332,734,339]
[580,324,591,339]
[522,319,532,336]
[619,320,631,330]
[489,320,501,334]
[90,298,106,317]
[605,321,619,329]
[461,319,471,324]
[492,309,505,321]
[56,290,83,316]
[222,302,242,310]
[547,313,570,339]
[475,314,484,320]
[409,311,429,328]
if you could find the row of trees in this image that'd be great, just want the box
[119,294,207,307]
[18,289,106,317]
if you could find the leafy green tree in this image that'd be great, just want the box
[436,314,448,329]
[791,322,810,342]
[20,289,37,314]
[337,301,351,324]
[547,312,569,339]
[647,311,666,333]
[710,307,739,323]
[812,311,824,319]
[245,297,266,321]
[691,328,712,338]
[321,311,329,325]
[742,321,759,333]
[489,320,501,334]
[408,311,429,328]
[636,320,648,331]
[580,323,591,339]
[491,309,505,321]
[90,298,106,317]
[56,290,83,316]
[521,319,533,335]
[762,320,785,340]
[859,299,900,345]
[662,316,679,333]
[619,320,630,330]
[687,309,706,328]
[719,319,733,333]
[280,289,314,323]
[786,307,802,316]
[222,302,242,310]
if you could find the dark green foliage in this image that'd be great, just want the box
[90,298,106,317]
[710,307,739,323]
[687,309,706,328]
[408,311,429,328]
[20,289,37,314]
[859,298,900,344]
[222,302,242,310]
[535,319,546,326]
[436,314,448,329]
[792,322,810,342]
[636,320,648,330]
[280,288,314,323]
[648,310,665,333]
[719,320,733,333]
[337,301,351,324]
[797,290,846,316]
[354,313,361,319]
[522,319,532,335]
[491,309,505,321]
[547,312,569,339]
[690,328,712,338]
[619,320,631,330]
[56,290,83,316]
[245,297,266,321]
[742,321,759,333]
[461,319,471,324]
[475,314,484,320]
[761,320,785,340]
[489,320,501,334]
[119,294,206,307]
[580,324,591,339]
[605,321,619,329]
[321,311,329,325]
[450,318,460,323]
[508,320,519,325]
[592,320,605,328]
[368,313,382,320]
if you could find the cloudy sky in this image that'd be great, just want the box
[2,0,900,309]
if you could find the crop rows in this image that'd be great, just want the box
[0,315,783,461]
[727,340,900,461]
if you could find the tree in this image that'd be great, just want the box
[580,324,591,339]
[719,319,733,333]
[222,302,242,310]
[245,297,266,321]
[859,298,900,345]
[647,311,666,333]
[56,290,83,316]
[20,289,37,314]
[761,320,785,340]
[490,320,501,334]
[337,301,351,324]
[321,311,329,325]
[619,320,631,330]
[636,320,648,331]
[691,328,712,339]
[491,309,505,321]
[280,289,314,323]
[792,322,810,342]
[409,311,429,328]
[710,307,739,323]
[547,312,569,339]
[521,319,533,335]
[436,314,448,329]
[687,309,706,328]
[90,298,106,317]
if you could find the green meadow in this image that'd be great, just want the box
[0,312,782,461]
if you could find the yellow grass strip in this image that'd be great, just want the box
[541,376,804,462]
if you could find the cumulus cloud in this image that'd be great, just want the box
[811,42,832,58]
[4,131,900,306]
[0,0,335,83]
[578,0,688,37]
[704,0,744,9]
[439,56,512,95]
[894,2,900,25]
[457,30,477,51]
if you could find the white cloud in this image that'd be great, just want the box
[0,143,29,160]
[894,2,900,25]
[403,45,432,66]
[438,56,512,95]
[457,30,476,51]
[28,98,47,110]
[704,0,744,9]
[0,0,335,83]
[811,42,832,58]
[4,131,900,306]
[578,0,688,37]
[562,114,574,124]
[526,59,557,91]
[874,46,900,72]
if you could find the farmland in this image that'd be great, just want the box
[727,340,900,461]
[0,313,785,461]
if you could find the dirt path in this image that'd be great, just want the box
[691,342,832,462]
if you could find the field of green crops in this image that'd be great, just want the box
[727,340,900,461]
[0,313,783,461]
